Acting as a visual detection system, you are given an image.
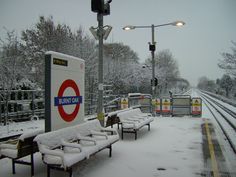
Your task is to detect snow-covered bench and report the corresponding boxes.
[34,119,119,177]
[117,108,154,140]
[0,129,44,176]
[106,108,132,128]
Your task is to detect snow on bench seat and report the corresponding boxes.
[0,129,44,176]
[117,108,154,140]
[34,119,119,177]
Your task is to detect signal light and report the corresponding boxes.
[91,0,111,15]
[151,78,158,86]
[91,0,104,13]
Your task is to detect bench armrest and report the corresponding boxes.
[61,140,83,152]
[101,127,117,133]
[90,130,108,139]
[38,145,68,169]
[76,134,97,145]
[39,145,64,158]
[126,118,141,122]
[121,120,136,125]
[131,116,146,120]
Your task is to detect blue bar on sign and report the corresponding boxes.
[54,96,83,106]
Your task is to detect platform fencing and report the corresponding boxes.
[1,89,201,126]
[152,95,202,117]
[0,90,45,124]
[172,95,191,116]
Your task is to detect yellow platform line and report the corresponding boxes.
[205,119,220,177]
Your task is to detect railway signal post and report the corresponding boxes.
[91,0,112,126]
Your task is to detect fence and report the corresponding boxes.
[0,89,121,124]
[171,95,191,116]
[0,90,45,124]
[128,93,152,113]
[1,89,154,125]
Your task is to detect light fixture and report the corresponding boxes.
[122,25,136,30]
[122,20,185,99]
[172,21,185,27]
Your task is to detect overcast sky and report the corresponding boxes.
[0,0,236,86]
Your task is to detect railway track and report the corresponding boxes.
[200,92,236,154]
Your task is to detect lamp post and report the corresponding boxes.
[123,21,185,98]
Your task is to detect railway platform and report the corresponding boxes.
[0,115,235,177]
[201,118,235,177]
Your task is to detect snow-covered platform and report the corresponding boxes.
[0,117,207,177]
[0,120,44,141]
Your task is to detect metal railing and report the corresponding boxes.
[1,89,153,125]
[0,90,44,124]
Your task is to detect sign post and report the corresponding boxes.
[152,98,161,115]
[45,51,85,131]
[121,98,129,109]
[161,98,171,115]
[191,97,202,116]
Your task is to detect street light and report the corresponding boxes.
[172,21,185,27]
[122,21,185,31]
[122,26,135,30]
[122,20,185,99]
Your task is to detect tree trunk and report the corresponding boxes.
[226,88,229,97]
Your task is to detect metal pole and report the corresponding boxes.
[97,13,104,126]
[151,24,155,98]
[0,93,2,125]
[31,91,35,116]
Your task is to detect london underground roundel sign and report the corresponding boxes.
[54,79,82,122]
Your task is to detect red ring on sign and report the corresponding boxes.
[58,79,80,122]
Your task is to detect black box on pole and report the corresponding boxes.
[91,0,104,13]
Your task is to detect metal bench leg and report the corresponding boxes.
[47,165,50,177]
[31,153,34,176]
[109,145,112,157]
[12,159,16,174]
[121,127,124,140]
[148,124,150,131]
[69,168,73,177]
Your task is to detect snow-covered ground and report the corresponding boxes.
[0,117,204,177]
[0,119,44,139]
[4,89,235,177]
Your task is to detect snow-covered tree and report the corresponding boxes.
[20,16,75,86]
[145,49,180,95]
[0,30,28,124]
[172,78,190,93]
[20,16,98,88]
[103,43,140,94]
[218,41,236,77]
[197,76,216,92]
[0,30,26,90]
[219,74,233,97]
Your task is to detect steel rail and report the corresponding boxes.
[200,93,236,154]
